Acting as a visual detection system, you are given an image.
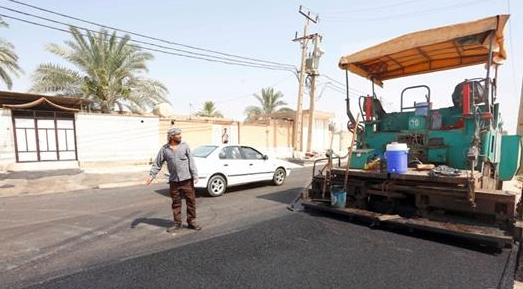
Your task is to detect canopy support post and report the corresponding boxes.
[371,79,376,98]
[346,70,356,126]
[485,32,494,116]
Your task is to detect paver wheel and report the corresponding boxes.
[207,175,226,197]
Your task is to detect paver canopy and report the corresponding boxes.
[338,15,509,87]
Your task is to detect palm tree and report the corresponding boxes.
[0,17,22,90]
[196,101,223,118]
[244,87,290,121]
[30,27,168,113]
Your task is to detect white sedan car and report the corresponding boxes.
[191,144,292,197]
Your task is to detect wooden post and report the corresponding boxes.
[344,114,361,191]
[329,130,335,150]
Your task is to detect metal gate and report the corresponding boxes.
[12,110,77,162]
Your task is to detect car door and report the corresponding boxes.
[217,146,249,185]
[240,146,273,182]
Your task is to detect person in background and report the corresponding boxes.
[222,127,229,144]
[146,127,201,233]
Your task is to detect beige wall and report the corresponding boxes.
[239,120,293,157]
[160,119,214,148]
[161,116,345,158]
[240,120,293,147]
[161,117,294,158]
[76,113,159,163]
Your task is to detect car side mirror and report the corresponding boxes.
[263,155,268,160]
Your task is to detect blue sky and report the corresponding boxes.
[1,0,522,132]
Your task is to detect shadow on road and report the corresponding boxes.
[256,187,302,204]
[301,209,504,255]
[130,217,173,229]
[154,188,204,198]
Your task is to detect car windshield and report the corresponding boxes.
[192,145,218,158]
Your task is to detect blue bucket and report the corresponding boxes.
[331,186,347,208]
[385,142,409,174]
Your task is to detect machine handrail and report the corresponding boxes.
[312,154,346,178]
[400,85,431,112]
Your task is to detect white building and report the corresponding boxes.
[0,91,159,172]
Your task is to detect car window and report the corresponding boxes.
[219,146,243,160]
[241,147,263,160]
[192,145,217,158]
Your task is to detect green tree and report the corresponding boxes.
[30,27,168,113]
[0,17,22,89]
[196,101,224,118]
[244,87,290,121]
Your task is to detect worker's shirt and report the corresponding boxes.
[149,141,198,183]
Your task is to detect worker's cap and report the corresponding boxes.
[167,127,182,139]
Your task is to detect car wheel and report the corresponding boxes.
[272,168,286,186]
[207,175,226,197]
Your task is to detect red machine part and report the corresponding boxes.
[462,82,471,115]
[365,96,373,121]
[481,112,493,120]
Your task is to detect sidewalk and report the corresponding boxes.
[0,160,304,197]
[0,165,169,197]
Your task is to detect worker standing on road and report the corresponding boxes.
[146,127,202,233]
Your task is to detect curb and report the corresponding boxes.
[96,178,169,189]
[0,179,170,197]
[96,181,145,189]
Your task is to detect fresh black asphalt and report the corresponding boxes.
[24,210,516,289]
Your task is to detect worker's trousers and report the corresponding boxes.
[169,179,197,225]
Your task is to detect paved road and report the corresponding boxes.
[23,212,517,289]
[0,167,309,288]
[0,167,517,288]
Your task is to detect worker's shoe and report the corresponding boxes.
[166,223,183,233]
[187,222,202,231]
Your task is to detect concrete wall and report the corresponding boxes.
[159,118,294,159]
[0,109,15,171]
[1,110,345,172]
[76,113,159,164]
[240,120,293,158]
[159,118,239,148]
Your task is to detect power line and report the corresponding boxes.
[322,0,494,22]
[0,6,295,72]
[6,0,295,69]
[317,81,358,99]
[321,0,423,15]
[0,13,296,73]
[321,74,367,95]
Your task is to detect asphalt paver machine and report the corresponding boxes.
[300,15,523,247]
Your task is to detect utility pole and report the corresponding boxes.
[306,33,323,152]
[293,5,318,155]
